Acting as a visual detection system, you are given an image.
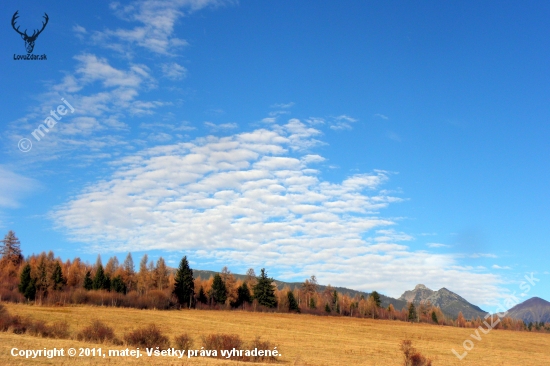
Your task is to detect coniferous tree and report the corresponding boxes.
[370,291,381,307]
[287,290,300,313]
[18,263,35,300]
[431,310,439,324]
[309,297,316,309]
[93,265,106,290]
[197,286,208,304]
[83,271,93,290]
[103,274,111,291]
[123,252,135,291]
[153,257,169,290]
[236,282,252,308]
[0,230,23,266]
[173,256,194,308]
[253,268,277,308]
[408,303,417,322]
[24,278,36,301]
[211,273,227,305]
[51,261,66,290]
[35,257,49,296]
[325,303,331,313]
[111,275,126,294]
[332,290,339,313]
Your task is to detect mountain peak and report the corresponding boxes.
[415,284,430,290]
[507,297,550,323]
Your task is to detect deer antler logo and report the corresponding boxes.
[11,11,49,54]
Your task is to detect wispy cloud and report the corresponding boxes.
[160,62,188,80]
[427,242,451,248]
[329,115,358,131]
[374,113,389,120]
[92,0,234,55]
[492,264,512,270]
[0,166,38,208]
[204,122,238,131]
[270,102,295,109]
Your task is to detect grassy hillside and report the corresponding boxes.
[2,303,550,365]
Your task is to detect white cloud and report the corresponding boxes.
[51,119,504,305]
[204,122,238,131]
[374,113,389,120]
[161,62,188,80]
[270,102,294,109]
[329,115,358,131]
[94,0,234,55]
[427,242,451,248]
[492,265,512,270]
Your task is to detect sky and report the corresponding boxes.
[1,0,549,310]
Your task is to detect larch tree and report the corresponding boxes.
[0,230,23,267]
[173,256,194,308]
[122,252,135,292]
[153,257,169,290]
[105,256,119,277]
[137,254,149,294]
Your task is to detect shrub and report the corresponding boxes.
[26,320,70,339]
[174,333,194,351]
[400,340,432,366]
[201,333,243,357]
[124,324,170,349]
[244,336,279,363]
[77,320,118,344]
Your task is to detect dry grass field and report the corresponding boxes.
[1,303,550,366]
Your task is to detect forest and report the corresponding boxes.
[1,230,547,333]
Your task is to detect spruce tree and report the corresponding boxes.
[370,291,381,307]
[197,286,208,304]
[211,273,227,305]
[325,303,331,313]
[93,265,106,290]
[309,297,316,309]
[431,310,438,324]
[83,271,93,290]
[103,274,111,291]
[24,278,36,301]
[287,290,300,313]
[253,268,277,308]
[18,263,35,300]
[51,261,66,290]
[173,256,194,308]
[233,282,251,308]
[111,275,126,294]
[408,303,417,322]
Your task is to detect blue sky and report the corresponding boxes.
[1,0,549,309]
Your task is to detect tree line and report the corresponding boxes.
[1,231,548,333]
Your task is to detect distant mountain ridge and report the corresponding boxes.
[506,297,550,324]
[183,268,549,321]
[191,269,408,310]
[398,284,488,320]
